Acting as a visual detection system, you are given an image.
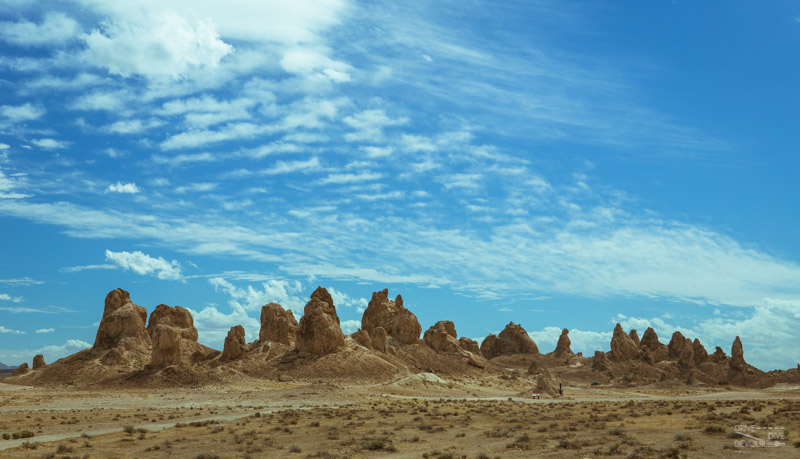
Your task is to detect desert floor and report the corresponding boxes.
[1,375,798,458]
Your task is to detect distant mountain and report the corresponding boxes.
[0,362,17,370]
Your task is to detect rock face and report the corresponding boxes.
[692,339,708,365]
[371,326,387,353]
[459,337,482,356]
[678,341,695,369]
[639,327,668,362]
[710,346,727,363]
[151,325,181,367]
[351,329,372,350]
[12,362,29,376]
[296,287,345,355]
[668,332,687,358]
[423,321,460,353]
[147,304,198,342]
[730,336,746,372]
[481,322,539,359]
[259,303,298,346]
[222,325,248,361]
[553,328,573,357]
[629,329,640,348]
[32,354,45,370]
[94,288,151,353]
[592,350,609,372]
[361,289,421,345]
[534,369,562,397]
[609,323,639,361]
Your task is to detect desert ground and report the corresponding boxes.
[2,375,799,458]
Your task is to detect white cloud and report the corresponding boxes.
[327,287,368,311]
[0,167,30,199]
[0,143,9,150]
[0,325,25,334]
[160,122,269,150]
[340,319,361,334]
[35,328,54,334]
[83,11,233,79]
[152,152,217,167]
[60,264,117,273]
[187,304,260,351]
[0,103,45,122]
[0,293,23,303]
[72,90,128,111]
[105,182,140,193]
[31,138,69,149]
[0,12,80,46]
[0,339,91,367]
[103,118,163,134]
[209,277,306,314]
[0,277,43,286]
[174,182,216,194]
[343,109,408,142]
[260,157,321,175]
[317,171,382,185]
[105,249,182,280]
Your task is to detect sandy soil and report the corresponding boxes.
[1,375,799,458]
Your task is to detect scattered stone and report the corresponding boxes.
[609,323,638,361]
[191,349,220,363]
[12,362,29,376]
[32,354,45,370]
[259,302,298,346]
[151,325,181,368]
[147,304,198,342]
[553,328,573,357]
[296,287,345,355]
[94,288,151,352]
[361,289,421,345]
[278,374,293,382]
[423,321,460,353]
[222,325,248,361]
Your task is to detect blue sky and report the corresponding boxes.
[1,0,798,370]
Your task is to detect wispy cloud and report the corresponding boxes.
[104,249,183,281]
[105,182,140,193]
[0,325,25,334]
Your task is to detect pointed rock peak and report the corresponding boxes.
[554,328,573,357]
[613,323,624,335]
[641,327,662,349]
[629,329,640,346]
[361,288,421,345]
[310,286,334,306]
[103,288,131,316]
[259,302,298,345]
[395,294,403,308]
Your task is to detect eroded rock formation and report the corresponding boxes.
[296,287,345,355]
[147,304,198,342]
[259,303,298,345]
[361,289,421,345]
[12,362,29,376]
[609,323,638,361]
[151,325,181,367]
[94,288,151,352]
[481,322,539,359]
[222,325,248,361]
[730,336,746,372]
[423,321,460,353]
[32,354,45,370]
[553,328,573,357]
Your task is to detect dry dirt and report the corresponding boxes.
[2,375,799,458]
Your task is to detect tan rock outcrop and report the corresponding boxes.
[678,341,695,369]
[553,328,573,357]
[710,346,727,363]
[480,334,498,356]
[296,287,345,355]
[668,331,687,358]
[692,338,708,365]
[729,336,746,372]
[221,325,248,361]
[94,288,151,353]
[259,302,298,345]
[147,304,198,342]
[592,350,610,372]
[482,322,539,359]
[351,329,372,349]
[361,289,421,345]
[371,326,387,353]
[629,329,640,347]
[32,354,45,370]
[459,337,481,356]
[151,325,182,367]
[12,362,29,376]
[609,323,638,361]
[640,327,668,362]
[423,321,460,353]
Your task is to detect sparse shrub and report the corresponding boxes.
[1,433,9,440]
[703,425,725,434]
